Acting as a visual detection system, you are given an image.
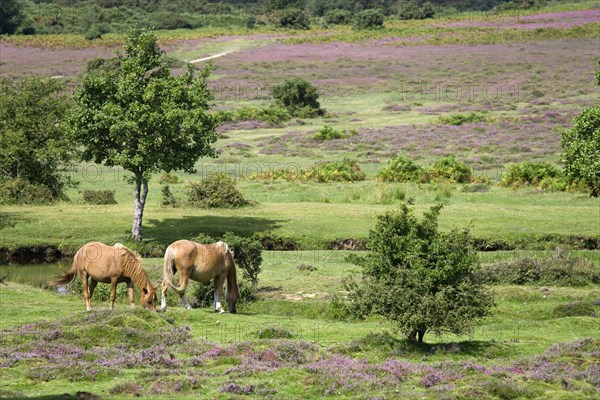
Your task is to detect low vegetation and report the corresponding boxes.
[187,174,250,208]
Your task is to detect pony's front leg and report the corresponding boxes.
[109,278,118,310]
[127,280,135,309]
[81,271,92,312]
[214,276,226,313]
[160,279,169,311]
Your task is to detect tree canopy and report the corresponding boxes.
[0,77,75,203]
[69,29,219,240]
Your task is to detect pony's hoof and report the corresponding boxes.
[217,309,225,314]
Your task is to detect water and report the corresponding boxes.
[0,262,69,288]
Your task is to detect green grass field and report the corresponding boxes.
[1,1,600,398]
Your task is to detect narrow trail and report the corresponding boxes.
[189,50,236,63]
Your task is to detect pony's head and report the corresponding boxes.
[140,284,159,312]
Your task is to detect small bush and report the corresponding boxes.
[256,326,294,339]
[325,9,352,25]
[86,57,120,73]
[296,264,317,272]
[272,78,322,116]
[480,248,600,286]
[313,125,356,141]
[187,174,249,208]
[377,154,422,182]
[278,8,310,30]
[161,185,178,207]
[421,155,472,183]
[82,189,117,205]
[159,173,180,184]
[398,0,436,20]
[500,162,562,188]
[353,9,384,30]
[438,112,489,125]
[307,159,366,182]
[0,178,55,205]
[252,232,300,250]
[246,15,256,29]
[84,27,102,41]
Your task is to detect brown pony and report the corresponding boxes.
[51,242,157,311]
[161,240,239,313]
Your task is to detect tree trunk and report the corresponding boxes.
[408,329,426,343]
[417,329,425,343]
[408,330,417,342]
[131,176,148,242]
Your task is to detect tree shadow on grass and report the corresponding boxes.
[0,211,24,230]
[143,215,285,246]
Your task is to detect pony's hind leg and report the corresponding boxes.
[214,275,226,313]
[109,277,118,310]
[176,274,191,310]
[160,279,169,311]
[81,271,92,312]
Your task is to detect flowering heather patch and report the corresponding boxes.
[436,10,600,30]
[257,110,575,167]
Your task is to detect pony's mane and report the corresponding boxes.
[117,246,149,289]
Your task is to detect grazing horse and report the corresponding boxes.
[161,240,239,313]
[51,242,157,311]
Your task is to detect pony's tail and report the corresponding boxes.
[50,255,78,287]
[163,245,186,295]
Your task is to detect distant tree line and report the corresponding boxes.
[1,0,547,35]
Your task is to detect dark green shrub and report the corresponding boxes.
[84,27,103,41]
[187,174,249,208]
[353,9,384,30]
[561,104,600,197]
[82,189,117,205]
[377,154,422,182]
[307,159,366,182]
[422,155,472,183]
[221,232,263,286]
[296,263,317,272]
[398,0,436,20]
[500,161,562,188]
[0,179,55,205]
[438,112,489,125]
[480,248,600,286]
[324,9,352,25]
[344,204,495,343]
[234,106,291,124]
[252,232,300,250]
[272,78,322,116]
[278,8,310,30]
[246,15,257,29]
[161,185,178,207]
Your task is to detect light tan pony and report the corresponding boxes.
[51,242,158,311]
[161,240,239,313]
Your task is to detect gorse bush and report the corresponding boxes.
[248,159,366,183]
[438,112,489,126]
[216,106,291,125]
[158,173,180,184]
[82,189,117,205]
[500,161,562,188]
[313,125,357,141]
[353,9,384,30]
[480,247,600,287]
[377,154,422,182]
[343,204,495,343]
[187,174,249,208]
[422,155,472,183]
